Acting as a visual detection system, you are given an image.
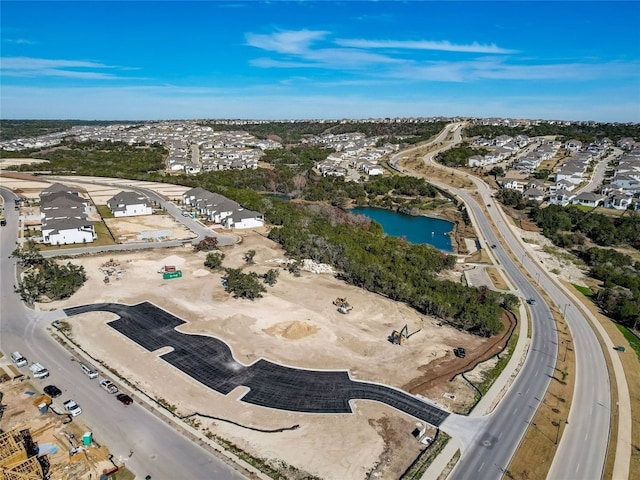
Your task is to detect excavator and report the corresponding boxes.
[333,297,353,314]
[388,324,421,345]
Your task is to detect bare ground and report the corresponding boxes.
[42,230,507,479]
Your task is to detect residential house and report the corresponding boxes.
[182,187,263,229]
[501,178,526,192]
[570,192,604,207]
[41,217,96,245]
[40,192,89,220]
[522,187,544,202]
[605,194,633,211]
[565,140,583,152]
[107,191,153,217]
[40,182,81,198]
[548,189,575,206]
[222,209,264,229]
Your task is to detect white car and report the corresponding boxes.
[63,399,82,416]
[100,379,119,394]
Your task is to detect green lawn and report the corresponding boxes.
[572,283,594,298]
[616,324,640,361]
[96,204,114,218]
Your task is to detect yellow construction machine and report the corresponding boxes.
[388,324,421,345]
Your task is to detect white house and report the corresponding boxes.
[502,178,526,192]
[107,191,153,217]
[522,187,544,202]
[361,162,384,176]
[548,189,575,206]
[42,217,96,245]
[605,194,633,210]
[565,140,583,152]
[570,192,604,207]
[222,209,264,229]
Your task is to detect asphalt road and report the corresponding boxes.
[0,187,245,480]
[390,125,610,479]
[64,301,450,426]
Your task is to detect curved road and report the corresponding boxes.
[0,186,245,480]
[393,124,614,479]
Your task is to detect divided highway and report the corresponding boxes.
[393,124,612,479]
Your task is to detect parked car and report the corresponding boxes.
[79,362,98,379]
[10,351,28,367]
[116,393,133,405]
[29,362,49,379]
[100,379,119,394]
[44,385,62,398]
[63,399,82,416]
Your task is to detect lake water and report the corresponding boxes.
[350,206,454,252]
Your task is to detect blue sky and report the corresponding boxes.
[1,1,639,122]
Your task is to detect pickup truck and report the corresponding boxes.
[29,362,49,379]
[100,379,119,394]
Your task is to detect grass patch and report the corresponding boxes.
[572,283,594,298]
[616,324,640,362]
[477,333,519,395]
[401,431,451,480]
[112,467,136,480]
[96,204,114,218]
[486,267,509,290]
[465,248,492,264]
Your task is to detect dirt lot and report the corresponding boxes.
[0,172,511,478]
[40,229,503,479]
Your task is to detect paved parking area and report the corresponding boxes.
[64,302,449,426]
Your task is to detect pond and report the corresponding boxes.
[350,206,454,252]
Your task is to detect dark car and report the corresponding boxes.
[44,385,62,398]
[491,244,497,249]
[116,393,133,405]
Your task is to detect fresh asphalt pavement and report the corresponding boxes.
[64,301,450,426]
[0,187,245,480]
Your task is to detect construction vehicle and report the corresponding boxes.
[333,297,353,314]
[388,324,421,345]
[453,347,466,358]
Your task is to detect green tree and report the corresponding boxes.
[204,252,225,270]
[222,268,266,300]
[244,249,256,264]
[263,269,279,286]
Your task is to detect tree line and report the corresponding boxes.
[266,201,516,336]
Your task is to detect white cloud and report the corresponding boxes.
[335,39,517,54]
[0,57,135,80]
[245,29,328,54]
[387,57,640,82]
[4,38,36,45]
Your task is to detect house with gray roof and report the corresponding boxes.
[41,217,96,245]
[571,192,604,207]
[107,191,153,217]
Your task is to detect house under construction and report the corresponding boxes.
[0,428,49,480]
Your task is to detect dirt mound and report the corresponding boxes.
[263,321,319,340]
[160,254,186,266]
[192,269,210,277]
